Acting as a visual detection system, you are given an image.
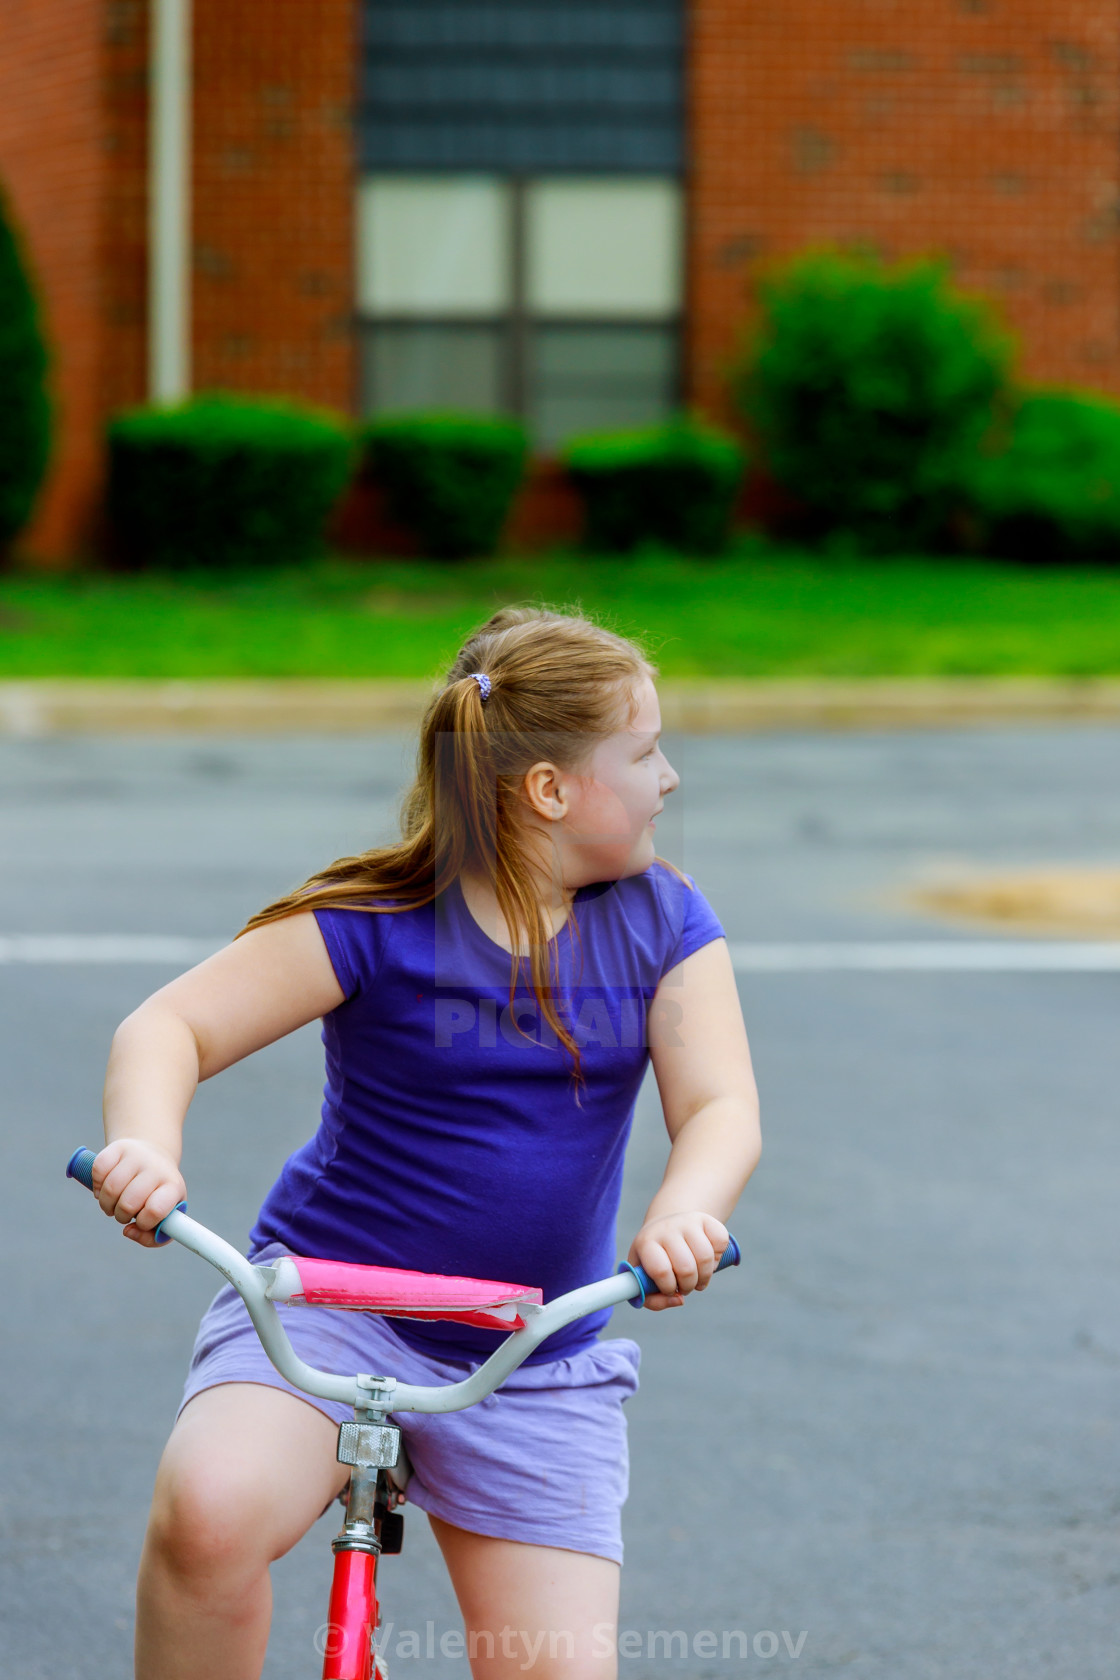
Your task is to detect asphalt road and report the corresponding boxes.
[2,726,1119,1679]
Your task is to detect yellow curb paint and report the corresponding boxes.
[2,678,1120,737]
[904,867,1120,939]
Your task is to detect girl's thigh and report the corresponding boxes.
[430,1514,620,1680]
[151,1383,347,1567]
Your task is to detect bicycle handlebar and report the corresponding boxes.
[67,1145,741,1416]
[617,1236,740,1305]
[67,1146,187,1244]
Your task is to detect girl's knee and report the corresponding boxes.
[145,1455,265,1587]
[145,1384,342,1585]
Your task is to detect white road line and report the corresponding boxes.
[1,935,1119,972]
[726,941,1120,972]
[0,936,220,964]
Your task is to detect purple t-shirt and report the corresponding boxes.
[250,864,725,1363]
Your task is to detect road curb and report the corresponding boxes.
[2,677,1120,736]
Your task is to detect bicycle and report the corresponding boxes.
[66,1146,741,1680]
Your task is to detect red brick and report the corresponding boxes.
[0,0,108,560]
[687,0,1120,422]
[191,0,356,409]
[0,0,355,563]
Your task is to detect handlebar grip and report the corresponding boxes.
[618,1233,741,1308]
[65,1145,187,1246]
[66,1147,97,1190]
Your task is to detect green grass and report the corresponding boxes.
[2,539,1120,679]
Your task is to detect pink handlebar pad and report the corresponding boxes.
[267,1255,544,1332]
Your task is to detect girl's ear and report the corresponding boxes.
[521,760,567,823]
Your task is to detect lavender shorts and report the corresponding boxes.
[179,1243,641,1565]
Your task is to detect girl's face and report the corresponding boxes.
[556,675,680,885]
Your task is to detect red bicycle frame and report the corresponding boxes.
[323,1549,379,1680]
[319,1423,405,1680]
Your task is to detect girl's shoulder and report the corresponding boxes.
[587,863,725,979]
[605,859,707,913]
[311,895,419,1001]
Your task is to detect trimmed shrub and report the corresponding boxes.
[563,418,746,554]
[108,393,355,570]
[732,250,1014,550]
[362,413,529,559]
[0,183,51,550]
[964,391,1120,565]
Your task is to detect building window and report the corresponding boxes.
[357,174,682,451]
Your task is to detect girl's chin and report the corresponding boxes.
[565,831,657,882]
[624,834,659,871]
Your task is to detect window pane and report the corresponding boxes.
[357,175,512,315]
[529,324,678,452]
[525,179,682,318]
[359,2,685,175]
[361,324,508,415]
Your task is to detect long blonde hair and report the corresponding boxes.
[240,605,685,1091]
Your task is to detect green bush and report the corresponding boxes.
[963,391,1120,565]
[563,418,746,554]
[0,183,51,550]
[732,250,1014,550]
[108,393,355,570]
[362,413,528,559]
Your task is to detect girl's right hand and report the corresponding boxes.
[92,1139,186,1248]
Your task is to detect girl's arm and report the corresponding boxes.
[96,912,345,1248]
[635,936,761,1310]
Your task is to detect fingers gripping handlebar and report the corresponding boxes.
[616,1236,741,1306]
[66,1147,188,1245]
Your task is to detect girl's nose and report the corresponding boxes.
[662,758,680,794]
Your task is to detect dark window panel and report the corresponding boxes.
[361,324,509,416]
[364,4,681,53]
[360,0,684,175]
[358,321,681,453]
[529,324,679,453]
[363,126,681,175]
[362,66,680,113]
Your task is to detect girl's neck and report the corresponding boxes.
[458,863,575,954]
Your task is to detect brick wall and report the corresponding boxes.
[191,0,357,410]
[0,0,108,560]
[687,0,1120,422]
[0,0,357,563]
[100,0,149,422]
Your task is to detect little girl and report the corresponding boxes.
[92,606,761,1680]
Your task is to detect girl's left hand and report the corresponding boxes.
[627,1212,730,1311]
